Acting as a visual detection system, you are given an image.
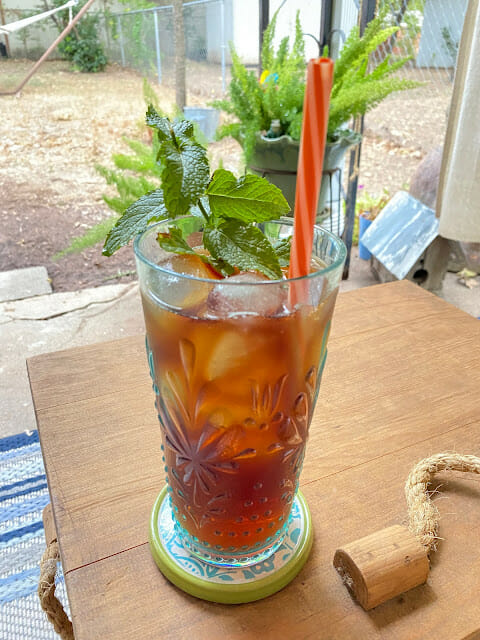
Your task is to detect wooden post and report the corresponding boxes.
[333,525,430,610]
[0,0,11,57]
[173,0,186,111]
[258,0,269,73]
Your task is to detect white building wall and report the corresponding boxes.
[2,0,60,58]
[230,0,258,64]
[1,0,114,59]
[269,0,321,62]
[416,0,468,68]
[206,0,357,68]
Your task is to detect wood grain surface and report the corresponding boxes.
[27,281,480,639]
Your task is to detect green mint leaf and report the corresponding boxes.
[156,226,196,255]
[161,140,210,217]
[103,188,168,256]
[145,105,172,142]
[156,226,234,277]
[190,196,212,219]
[203,220,282,280]
[173,119,195,141]
[206,169,290,223]
[209,256,235,277]
[273,237,291,268]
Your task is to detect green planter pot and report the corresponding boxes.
[248,131,361,221]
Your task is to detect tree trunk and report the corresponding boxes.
[173,0,186,110]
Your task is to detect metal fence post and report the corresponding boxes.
[117,15,125,67]
[342,0,376,279]
[220,0,226,92]
[153,9,162,84]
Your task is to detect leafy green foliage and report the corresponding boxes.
[53,216,118,260]
[156,226,200,256]
[103,188,168,255]
[153,114,210,216]
[214,7,422,153]
[356,188,390,220]
[204,221,283,280]
[273,237,292,268]
[206,170,290,223]
[327,12,421,139]
[54,82,164,260]
[54,2,107,73]
[212,9,305,162]
[104,108,290,279]
[156,227,231,278]
[57,77,289,279]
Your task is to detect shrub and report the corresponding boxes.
[54,2,107,73]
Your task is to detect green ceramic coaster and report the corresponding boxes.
[149,486,313,604]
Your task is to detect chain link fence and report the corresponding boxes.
[99,0,229,103]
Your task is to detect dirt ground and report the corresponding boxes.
[0,59,452,292]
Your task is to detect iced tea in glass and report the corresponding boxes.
[135,217,345,566]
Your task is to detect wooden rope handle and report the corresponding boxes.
[405,452,480,551]
[38,539,74,640]
[334,452,480,610]
[39,505,75,640]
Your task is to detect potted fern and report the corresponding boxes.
[214,9,419,219]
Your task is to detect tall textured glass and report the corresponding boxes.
[135,217,346,567]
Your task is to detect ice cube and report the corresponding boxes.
[205,330,254,380]
[160,253,218,279]
[153,254,218,312]
[206,272,288,318]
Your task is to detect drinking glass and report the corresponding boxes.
[135,217,346,567]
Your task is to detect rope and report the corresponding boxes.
[38,540,75,640]
[405,452,480,552]
[0,0,77,36]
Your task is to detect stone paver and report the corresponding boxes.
[0,266,52,302]
[0,282,144,438]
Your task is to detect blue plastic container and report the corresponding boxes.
[183,107,219,142]
[358,215,373,260]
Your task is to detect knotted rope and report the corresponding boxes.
[38,540,74,640]
[405,452,480,552]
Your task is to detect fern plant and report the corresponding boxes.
[54,79,207,259]
[54,80,164,259]
[212,9,305,162]
[327,12,420,138]
[214,9,420,162]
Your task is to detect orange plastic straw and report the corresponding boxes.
[288,58,334,285]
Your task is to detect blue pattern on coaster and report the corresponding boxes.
[157,495,304,583]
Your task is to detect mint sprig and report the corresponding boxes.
[204,220,283,280]
[103,188,167,256]
[273,237,292,268]
[157,226,235,277]
[103,107,291,279]
[206,169,291,223]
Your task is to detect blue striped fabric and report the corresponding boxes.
[0,430,70,639]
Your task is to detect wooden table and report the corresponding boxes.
[28,281,480,640]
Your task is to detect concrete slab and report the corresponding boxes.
[0,282,144,438]
[439,271,480,318]
[0,266,52,302]
[344,248,480,317]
